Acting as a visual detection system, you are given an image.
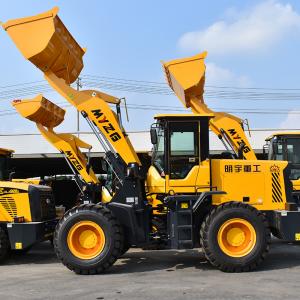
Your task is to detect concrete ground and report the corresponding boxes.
[0,240,300,300]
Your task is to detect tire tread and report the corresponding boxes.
[54,204,123,274]
[200,201,270,272]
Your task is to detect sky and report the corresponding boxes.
[0,0,300,134]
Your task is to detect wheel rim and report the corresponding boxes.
[217,218,256,258]
[67,221,105,260]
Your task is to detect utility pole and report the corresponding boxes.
[76,77,82,137]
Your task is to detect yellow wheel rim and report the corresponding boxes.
[67,221,106,260]
[217,218,256,258]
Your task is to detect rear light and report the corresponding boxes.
[14,216,25,223]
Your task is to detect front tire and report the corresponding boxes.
[0,227,10,263]
[200,202,270,272]
[54,204,123,275]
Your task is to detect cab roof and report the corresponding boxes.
[265,132,300,141]
[154,113,214,119]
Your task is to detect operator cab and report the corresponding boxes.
[265,133,300,181]
[150,114,212,184]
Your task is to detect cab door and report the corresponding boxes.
[166,121,200,193]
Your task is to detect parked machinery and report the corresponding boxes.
[0,147,57,262]
[3,7,300,274]
[12,95,106,204]
[265,133,300,202]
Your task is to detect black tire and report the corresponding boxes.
[200,202,270,272]
[0,227,10,263]
[54,204,124,275]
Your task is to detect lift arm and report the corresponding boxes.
[162,52,257,160]
[3,7,141,177]
[12,95,99,185]
[44,71,141,169]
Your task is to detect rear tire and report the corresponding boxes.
[0,227,10,263]
[54,204,124,274]
[200,202,270,272]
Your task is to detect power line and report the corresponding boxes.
[82,81,300,100]
[0,75,299,119]
[2,75,300,92]
[1,75,300,100]
[82,74,168,85]
[82,77,300,100]
[0,80,45,90]
[4,101,300,118]
[82,74,300,91]
[0,82,299,102]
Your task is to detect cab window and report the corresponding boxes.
[169,122,199,179]
[275,143,283,161]
[286,138,300,180]
[286,138,300,164]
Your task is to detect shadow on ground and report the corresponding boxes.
[3,239,300,274]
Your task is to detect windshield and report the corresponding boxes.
[286,138,300,164]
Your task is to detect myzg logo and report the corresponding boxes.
[227,128,251,154]
[65,151,83,171]
[91,109,121,142]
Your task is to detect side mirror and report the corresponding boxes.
[150,128,157,145]
[9,171,16,181]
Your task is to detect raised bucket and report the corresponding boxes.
[13,95,65,128]
[162,52,207,108]
[2,7,85,84]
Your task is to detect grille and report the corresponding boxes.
[272,172,283,203]
[0,196,17,218]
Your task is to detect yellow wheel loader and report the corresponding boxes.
[3,7,300,274]
[0,147,57,262]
